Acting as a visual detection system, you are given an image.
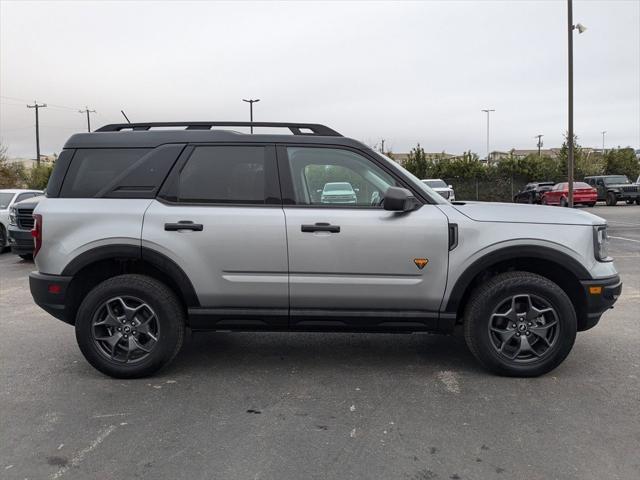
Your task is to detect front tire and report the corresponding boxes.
[75,274,185,378]
[606,192,617,206]
[464,272,577,377]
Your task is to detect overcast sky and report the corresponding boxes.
[1,0,638,158]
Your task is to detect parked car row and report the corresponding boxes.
[0,189,43,259]
[514,175,640,207]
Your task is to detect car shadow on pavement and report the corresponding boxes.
[165,331,484,376]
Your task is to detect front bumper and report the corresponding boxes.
[8,225,34,255]
[29,272,73,324]
[579,275,622,331]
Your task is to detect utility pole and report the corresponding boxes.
[567,0,587,208]
[242,99,260,133]
[535,134,544,157]
[601,130,606,157]
[481,109,495,163]
[79,106,96,132]
[26,101,47,166]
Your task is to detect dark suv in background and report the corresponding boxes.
[584,175,640,206]
[513,182,555,204]
[8,195,43,259]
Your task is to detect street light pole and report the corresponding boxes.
[567,0,586,208]
[481,109,495,162]
[535,134,544,157]
[601,130,607,157]
[242,99,260,133]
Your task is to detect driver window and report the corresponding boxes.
[286,147,398,206]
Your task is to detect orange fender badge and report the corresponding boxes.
[414,258,429,270]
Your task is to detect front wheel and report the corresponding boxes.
[606,192,617,206]
[464,271,577,377]
[75,274,185,378]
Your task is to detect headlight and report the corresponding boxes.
[9,208,16,226]
[593,225,612,262]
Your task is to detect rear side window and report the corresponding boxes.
[177,146,268,204]
[61,149,150,198]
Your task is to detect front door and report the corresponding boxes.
[279,145,450,330]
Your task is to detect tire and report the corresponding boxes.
[463,271,577,377]
[19,254,33,260]
[606,192,617,206]
[626,200,634,205]
[560,197,568,207]
[75,274,185,378]
[0,225,7,252]
[587,202,596,207]
[636,198,640,205]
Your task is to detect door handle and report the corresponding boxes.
[301,222,340,233]
[164,221,203,231]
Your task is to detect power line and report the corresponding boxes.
[79,106,97,132]
[26,101,47,166]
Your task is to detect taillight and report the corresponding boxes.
[32,213,42,257]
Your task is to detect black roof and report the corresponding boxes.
[64,122,367,150]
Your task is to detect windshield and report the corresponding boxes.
[376,153,448,204]
[323,182,353,192]
[0,192,15,210]
[423,179,447,188]
[604,175,630,185]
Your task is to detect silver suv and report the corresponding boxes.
[29,122,621,378]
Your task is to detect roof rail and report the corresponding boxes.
[95,122,342,136]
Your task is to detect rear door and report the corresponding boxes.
[278,145,450,331]
[142,144,288,328]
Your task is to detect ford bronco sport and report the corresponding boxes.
[29,122,621,378]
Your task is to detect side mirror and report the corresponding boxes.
[448,185,453,189]
[354,188,360,193]
[316,189,323,193]
[383,187,417,212]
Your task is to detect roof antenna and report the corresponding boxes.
[120,110,131,124]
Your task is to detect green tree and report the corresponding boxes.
[0,144,28,188]
[604,148,639,179]
[28,163,54,190]
[403,143,429,179]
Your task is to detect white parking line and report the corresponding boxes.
[609,236,640,244]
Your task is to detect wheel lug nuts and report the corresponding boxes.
[528,322,532,326]
[526,332,530,336]
[124,334,128,338]
[133,330,137,334]
[516,332,521,336]
[512,324,517,328]
[117,327,121,331]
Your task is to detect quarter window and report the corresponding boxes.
[178,146,267,204]
[286,147,399,207]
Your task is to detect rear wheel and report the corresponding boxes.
[19,254,33,260]
[626,199,634,205]
[464,271,577,377]
[75,274,185,378]
[0,225,7,252]
[606,192,617,206]
[560,197,568,207]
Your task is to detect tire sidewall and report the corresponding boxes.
[75,275,184,378]
[466,275,577,377]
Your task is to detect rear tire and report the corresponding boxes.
[606,192,617,206]
[560,197,568,207]
[463,271,577,377]
[75,274,185,378]
[19,254,33,260]
[0,225,7,252]
[626,199,634,205]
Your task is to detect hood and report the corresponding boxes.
[12,195,44,209]
[452,202,605,226]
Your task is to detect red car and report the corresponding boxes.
[542,182,597,207]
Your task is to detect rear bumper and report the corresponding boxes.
[29,272,73,325]
[7,226,33,255]
[579,275,622,331]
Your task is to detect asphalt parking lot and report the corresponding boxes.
[1,204,638,480]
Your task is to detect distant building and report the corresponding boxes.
[6,154,57,169]
[388,152,457,166]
